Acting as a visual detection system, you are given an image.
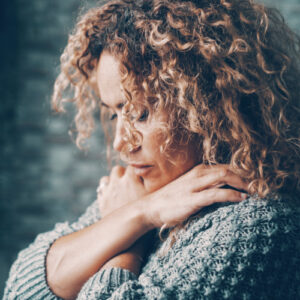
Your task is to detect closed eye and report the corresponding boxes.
[110,113,117,121]
[138,109,149,122]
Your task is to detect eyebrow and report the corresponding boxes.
[100,101,109,108]
[100,100,125,110]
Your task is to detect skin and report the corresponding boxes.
[46,52,248,300]
[97,52,198,193]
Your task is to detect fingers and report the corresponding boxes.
[97,176,110,195]
[103,165,143,190]
[111,165,126,177]
[100,176,109,187]
[101,176,109,184]
[188,164,249,193]
[192,187,247,208]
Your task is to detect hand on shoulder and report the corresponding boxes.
[97,164,249,230]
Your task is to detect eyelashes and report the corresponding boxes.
[110,113,117,121]
[137,109,149,122]
[109,109,149,122]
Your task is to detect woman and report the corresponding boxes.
[4,0,300,299]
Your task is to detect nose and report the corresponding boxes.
[113,117,142,154]
[113,117,126,152]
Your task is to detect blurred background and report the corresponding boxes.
[0,0,299,296]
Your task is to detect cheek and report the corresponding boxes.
[159,146,197,178]
[141,126,196,180]
[142,128,164,155]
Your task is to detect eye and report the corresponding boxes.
[110,113,117,121]
[138,109,149,122]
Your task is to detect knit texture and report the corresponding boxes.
[4,194,300,299]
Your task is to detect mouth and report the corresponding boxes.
[130,164,154,177]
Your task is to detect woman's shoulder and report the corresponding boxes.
[143,193,299,299]
[189,193,299,234]
[170,193,299,256]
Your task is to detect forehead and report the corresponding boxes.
[96,52,124,106]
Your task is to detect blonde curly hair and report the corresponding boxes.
[52,0,300,197]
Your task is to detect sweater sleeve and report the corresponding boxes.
[3,200,100,300]
[76,197,300,300]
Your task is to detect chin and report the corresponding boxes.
[143,177,169,193]
[144,180,159,193]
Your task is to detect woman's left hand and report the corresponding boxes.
[140,164,249,229]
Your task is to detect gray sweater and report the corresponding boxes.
[4,194,300,299]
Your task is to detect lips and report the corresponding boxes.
[129,163,153,177]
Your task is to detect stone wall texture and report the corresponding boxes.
[0,0,299,296]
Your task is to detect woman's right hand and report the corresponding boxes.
[141,164,249,229]
[97,165,148,217]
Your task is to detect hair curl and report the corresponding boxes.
[52,0,300,197]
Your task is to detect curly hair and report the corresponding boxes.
[52,0,300,197]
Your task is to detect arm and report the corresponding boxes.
[47,164,247,300]
[3,200,100,300]
[4,164,247,300]
[100,231,153,276]
[77,196,299,300]
[46,200,150,299]
[84,165,248,284]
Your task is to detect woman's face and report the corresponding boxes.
[96,52,197,192]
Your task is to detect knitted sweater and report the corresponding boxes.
[4,194,300,300]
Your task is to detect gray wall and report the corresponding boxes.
[0,0,299,296]
[0,0,109,295]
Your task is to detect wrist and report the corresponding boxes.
[134,195,157,231]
